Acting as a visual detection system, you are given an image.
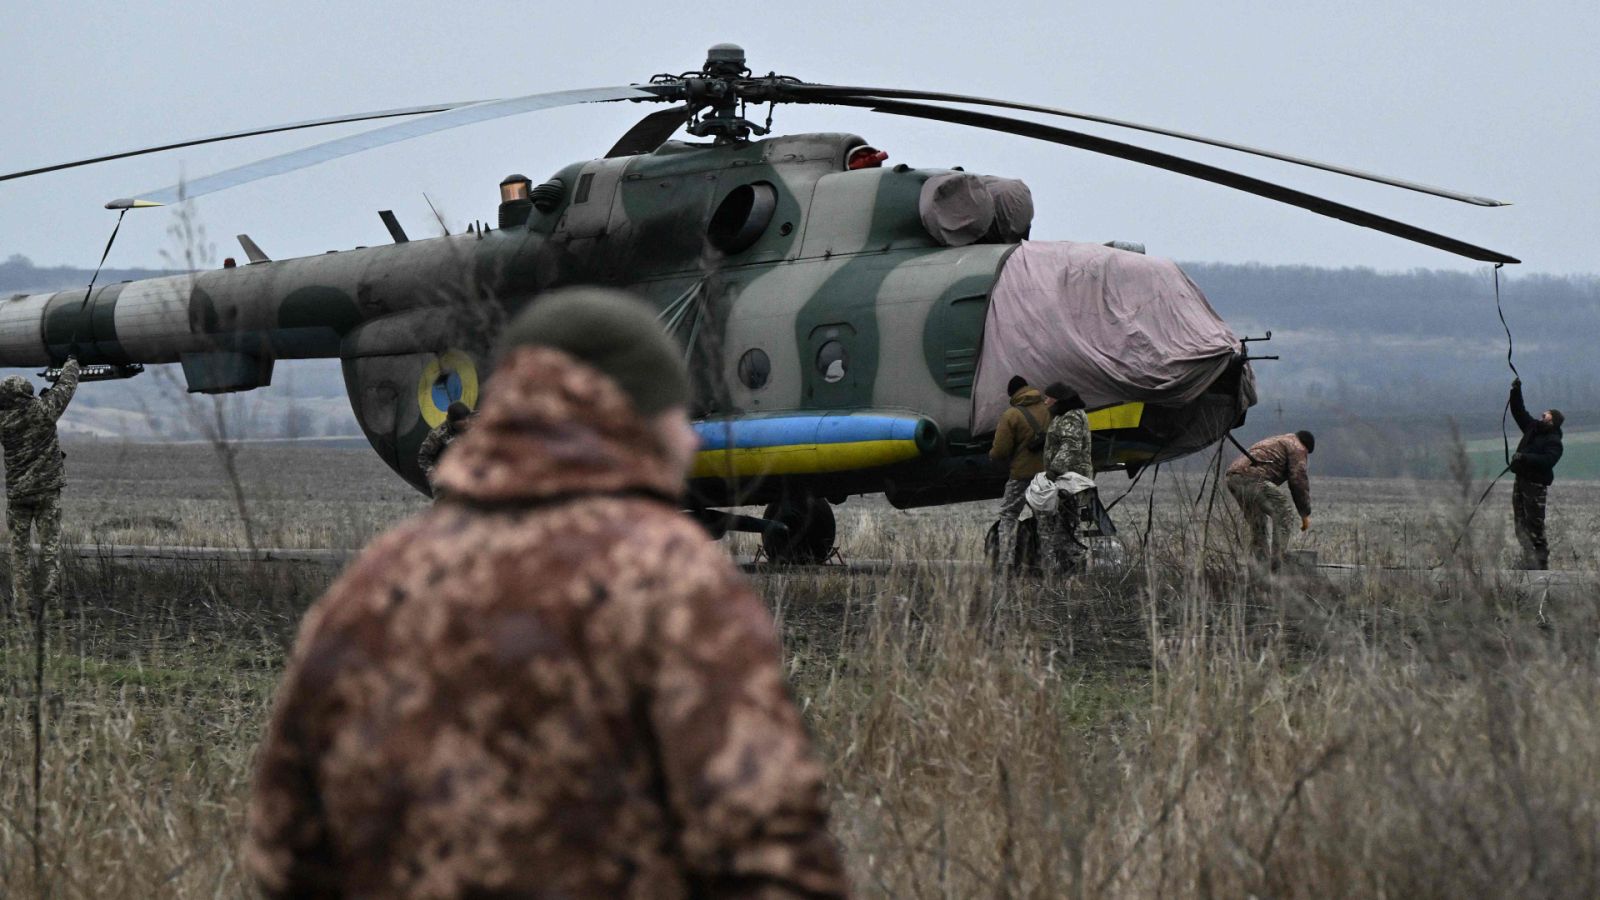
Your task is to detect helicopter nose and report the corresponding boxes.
[972,240,1245,433]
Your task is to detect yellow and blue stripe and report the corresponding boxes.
[1087,401,1144,431]
[692,413,939,479]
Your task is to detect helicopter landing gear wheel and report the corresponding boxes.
[761,496,836,564]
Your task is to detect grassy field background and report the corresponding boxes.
[2,441,1598,896]
[1465,429,1600,480]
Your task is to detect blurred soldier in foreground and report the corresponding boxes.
[416,399,472,492]
[1040,382,1092,574]
[245,289,846,899]
[1226,430,1314,567]
[989,375,1048,566]
[1508,378,1564,570]
[0,357,79,616]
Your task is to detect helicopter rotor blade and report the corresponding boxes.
[779,84,1511,208]
[818,95,1517,264]
[606,106,693,158]
[0,101,490,184]
[121,86,664,206]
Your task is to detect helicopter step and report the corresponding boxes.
[39,362,143,383]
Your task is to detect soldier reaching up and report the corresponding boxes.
[246,289,846,899]
[1508,378,1564,570]
[0,357,79,617]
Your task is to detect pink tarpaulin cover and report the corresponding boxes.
[972,241,1247,433]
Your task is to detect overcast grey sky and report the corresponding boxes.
[4,0,1595,276]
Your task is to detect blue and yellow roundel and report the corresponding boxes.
[417,349,480,428]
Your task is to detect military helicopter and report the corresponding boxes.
[0,44,1516,561]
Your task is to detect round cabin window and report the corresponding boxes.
[738,348,771,390]
[707,182,778,254]
[815,340,847,384]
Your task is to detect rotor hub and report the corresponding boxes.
[649,43,791,143]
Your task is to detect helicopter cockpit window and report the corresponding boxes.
[815,341,847,384]
[738,348,771,390]
[707,182,778,254]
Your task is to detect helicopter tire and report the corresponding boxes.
[761,496,837,564]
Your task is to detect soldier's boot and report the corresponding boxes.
[995,518,1020,573]
[1036,515,1062,575]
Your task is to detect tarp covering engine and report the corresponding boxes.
[919,173,1034,246]
[971,241,1255,433]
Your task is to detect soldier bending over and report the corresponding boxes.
[246,290,846,899]
[1226,430,1314,567]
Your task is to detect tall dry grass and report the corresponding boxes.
[2,459,1599,897]
[784,555,1600,897]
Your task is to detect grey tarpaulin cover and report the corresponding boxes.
[919,173,994,246]
[920,173,1036,246]
[979,176,1033,242]
[972,241,1249,433]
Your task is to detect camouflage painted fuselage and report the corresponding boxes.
[0,132,1249,503]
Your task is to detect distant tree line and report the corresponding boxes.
[1,254,178,294]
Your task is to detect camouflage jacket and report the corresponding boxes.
[988,387,1048,480]
[0,360,79,501]
[1044,407,1093,480]
[1226,433,1312,516]
[415,420,459,484]
[245,347,846,900]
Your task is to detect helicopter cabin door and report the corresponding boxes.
[804,322,860,409]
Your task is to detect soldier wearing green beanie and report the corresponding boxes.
[247,287,847,898]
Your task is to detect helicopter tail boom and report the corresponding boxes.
[0,229,547,392]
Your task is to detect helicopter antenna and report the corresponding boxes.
[423,193,451,236]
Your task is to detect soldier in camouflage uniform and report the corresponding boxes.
[246,289,846,900]
[416,400,472,493]
[0,357,80,615]
[1040,382,1093,575]
[1225,431,1314,567]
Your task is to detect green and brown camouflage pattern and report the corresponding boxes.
[0,132,1251,503]
[246,346,845,897]
[0,357,78,500]
[8,490,64,613]
[1044,407,1093,481]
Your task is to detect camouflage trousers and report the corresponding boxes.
[8,491,63,615]
[994,477,1031,567]
[1037,490,1084,575]
[1226,473,1294,564]
[1512,478,1549,570]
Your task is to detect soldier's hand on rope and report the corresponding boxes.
[1301,515,1311,532]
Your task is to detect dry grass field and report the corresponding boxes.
[2,440,1599,897]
